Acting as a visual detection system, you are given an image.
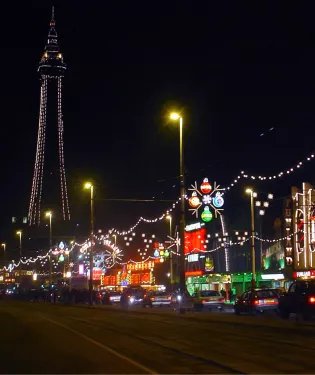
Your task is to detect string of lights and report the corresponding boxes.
[57,76,70,220]
[223,152,315,191]
[107,197,182,236]
[28,76,48,225]
[2,230,299,274]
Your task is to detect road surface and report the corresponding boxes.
[0,301,314,373]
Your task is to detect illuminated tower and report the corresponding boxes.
[28,7,70,225]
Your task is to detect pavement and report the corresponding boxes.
[1,301,315,374]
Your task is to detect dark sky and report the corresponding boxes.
[2,1,315,244]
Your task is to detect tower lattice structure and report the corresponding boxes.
[28,7,70,225]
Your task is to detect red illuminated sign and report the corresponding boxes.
[184,228,207,255]
[293,270,315,278]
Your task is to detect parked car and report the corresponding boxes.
[271,287,286,297]
[192,290,225,311]
[234,288,279,315]
[142,291,172,307]
[279,279,315,320]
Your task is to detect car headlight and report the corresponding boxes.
[130,297,135,303]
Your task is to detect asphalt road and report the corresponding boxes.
[1,301,315,374]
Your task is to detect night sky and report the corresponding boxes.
[2,2,315,246]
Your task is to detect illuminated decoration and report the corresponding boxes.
[200,178,212,194]
[185,222,205,232]
[284,197,293,266]
[58,254,65,262]
[132,233,156,261]
[165,231,180,256]
[205,256,214,272]
[201,206,213,223]
[263,242,285,270]
[153,243,169,261]
[293,270,315,278]
[188,254,198,262]
[92,268,103,281]
[185,228,207,255]
[188,179,224,218]
[28,7,70,225]
[213,194,224,208]
[127,261,155,271]
[78,264,84,275]
[293,183,315,270]
[223,151,315,192]
[189,192,201,208]
[102,240,123,268]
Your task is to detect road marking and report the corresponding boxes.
[40,315,157,374]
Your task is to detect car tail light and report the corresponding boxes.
[308,296,315,304]
[202,299,206,303]
[150,297,155,301]
[219,297,225,302]
[168,296,171,300]
[252,299,259,305]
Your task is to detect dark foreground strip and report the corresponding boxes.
[39,315,157,374]
[73,317,246,375]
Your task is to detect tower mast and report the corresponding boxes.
[28,8,70,225]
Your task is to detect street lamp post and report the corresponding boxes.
[85,182,94,306]
[246,189,257,288]
[1,243,5,264]
[166,215,173,290]
[170,113,186,295]
[16,231,22,259]
[45,212,53,285]
[16,231,22,276]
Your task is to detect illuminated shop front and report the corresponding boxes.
[186,274,231,296]
[261,242,288,289]
[100,261,155,287]
[184,222,231,296]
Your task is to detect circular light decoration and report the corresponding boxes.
[58,254,65,262]
[154,249,159,257]
[200,178,212,194]
[201,206,213,222]
[59,241,65,250]
[189,191,201,208]
[164,249,170,258]
[212,193,224,208]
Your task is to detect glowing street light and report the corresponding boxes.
[169,112,186,299]
[170,113,181,120]
[84,182,94,306]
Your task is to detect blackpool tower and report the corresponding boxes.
[28,7,70,225]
